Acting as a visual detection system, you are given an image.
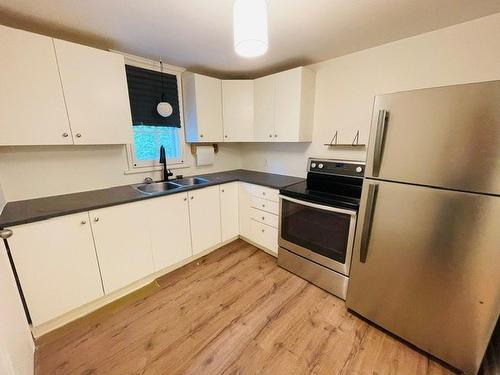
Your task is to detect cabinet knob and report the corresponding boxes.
[94,217,99,222]
[62,132,69,138]
[221,189,225,193]
[261,229,265,233]
[184,197,187,201]
[262,204,265,208]
[262,192,266,196]
[0,229,13,239]
[262,216,265,220]
[76,133,82,138]
[274,134,278,138]
[269,134,272,138]
[224,135,228,138]
[200,134,204,138]
[81,220,87,225]
[190,196,194,200]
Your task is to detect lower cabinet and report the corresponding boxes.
[8,213,104,326]
[250,219,279,255]
[220,182,239,242]
[146,192,192,271]
[188,186,222,255]
[89,202,154,294]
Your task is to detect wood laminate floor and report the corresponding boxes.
[35,240,496,375]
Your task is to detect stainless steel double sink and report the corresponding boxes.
[133,177,210,195]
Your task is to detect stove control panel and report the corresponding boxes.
[308,159,365,177]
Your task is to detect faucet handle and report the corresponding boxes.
[144,177,154,184]
[167,169,174,177]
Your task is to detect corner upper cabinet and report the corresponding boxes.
[54,39,133,144]
[0,25,72,146]
[254,67,315,142]
[183,72,223,143]
[222,80,254,141]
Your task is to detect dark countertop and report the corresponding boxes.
[0,169,304,228]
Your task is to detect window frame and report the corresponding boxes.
[120,53,189,174]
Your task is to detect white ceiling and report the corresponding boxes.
[0,0,499,78]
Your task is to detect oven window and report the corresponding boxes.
[281,200,351,263]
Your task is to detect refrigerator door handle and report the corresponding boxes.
[371,109,388,177]
[359,182,378,263]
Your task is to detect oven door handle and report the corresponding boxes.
[279,195,358,217]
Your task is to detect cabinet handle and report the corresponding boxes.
[274,134,278,138]
[261,229,265,233]
[261,216,265,220]
[76,133,82,138]
[262,204,265,208]
[200,134,204,138]
[81,220,87,225]
[94,217,99,222]
[269,134,272,138]
[62,132,69,138]
[190,196,194,200]
[184,197,187,201]
[262,192,266,196]
[224,135,228,138]
[221,189,225,193]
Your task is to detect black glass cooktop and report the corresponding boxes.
[279,159,364,210]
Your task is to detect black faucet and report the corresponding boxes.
[159,145,173,182]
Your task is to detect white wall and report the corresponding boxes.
[0,241,34,375]
[241,13,500,177]
[0,180,5,213]
[0,143,242,201]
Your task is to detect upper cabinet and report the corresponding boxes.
[183,73,223,143]
[222,80,254,142]
[54,39,133,145]
[254,67,316,142]
[0,25,72,146]
[0,25,133,146]
[183,67,316,143]
[254,75,276,142]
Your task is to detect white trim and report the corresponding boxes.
[117,53,189,174]
[110,50,186,73]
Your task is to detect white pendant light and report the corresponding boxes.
[157,60,173,118]
[233,0,268,58]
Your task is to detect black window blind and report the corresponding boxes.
[125,64,181,128]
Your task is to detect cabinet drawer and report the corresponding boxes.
[249,185,279,202]
[250,219,278,255]
[251,196,279,215]
[250,208,278,228]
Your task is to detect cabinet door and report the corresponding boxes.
[253,75,275,142]
[90,202,154,294]
[183,73,223,142]
[274,68,302,142]
[54,39,133,145]
[238,182,253,239]
[147,193,192,271]
[222,80,254,141]
[188,186,222,255]
[8,213,104,326]
[0,25,71,146]
[220,183,239,242]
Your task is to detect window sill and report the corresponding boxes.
[124,162,191,175]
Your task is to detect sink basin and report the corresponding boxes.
[174,177,210,186]
[134,181,182,194]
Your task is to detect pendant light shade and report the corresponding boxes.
[233,0,268,58]
[157,60,173,118]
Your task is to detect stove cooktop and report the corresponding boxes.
[279,159,365,210]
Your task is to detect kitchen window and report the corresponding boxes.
[124,62,185,170]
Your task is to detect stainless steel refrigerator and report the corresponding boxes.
[346,80,500,375]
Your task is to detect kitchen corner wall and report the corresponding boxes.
[240,12,500,178]
[0,143,242,201]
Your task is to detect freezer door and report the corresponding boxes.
[366,80,500,195]
[347,179,500,375]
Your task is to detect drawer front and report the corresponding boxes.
[249,184,279,202]
[250,208,278,228]
[251,196,279,215]
[250,219,278,255]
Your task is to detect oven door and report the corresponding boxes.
[279,195,357,276]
